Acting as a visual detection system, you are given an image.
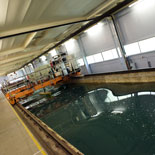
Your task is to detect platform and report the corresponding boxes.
[0,91,47,155]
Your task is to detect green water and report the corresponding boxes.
[29,83,155,155]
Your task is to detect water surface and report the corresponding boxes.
[28,83,155,155]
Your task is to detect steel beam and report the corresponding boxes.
[0,17,95,40]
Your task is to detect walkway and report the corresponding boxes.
[0,91,47,155]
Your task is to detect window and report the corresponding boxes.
[86,55,95,64]
[139,37,155,53]
[124,42,140,56]
[111,49,119,59]
[86,50,118,64]
[93,53,103,63]
[102,49,119,61]
[102,50,113,60]
[77,58,84,66]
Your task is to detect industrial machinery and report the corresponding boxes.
[2,52,81,105]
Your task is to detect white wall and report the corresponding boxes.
[63,39,82,59]
[115,0,155,44]
[62,19,126,75]
[81,20,116,56]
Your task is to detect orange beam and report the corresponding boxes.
[5,85,30,98]
[9,76,63,104]
[6,72,80,105]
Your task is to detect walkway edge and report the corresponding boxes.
[3,94,47,155]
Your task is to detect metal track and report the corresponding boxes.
[15,104,83,155]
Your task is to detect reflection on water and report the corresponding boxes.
[26,84,155,155]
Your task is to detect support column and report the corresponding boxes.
[77,36,92,74]
[107,18,127,70]
[110,15,131,70]
[32,62,36,70]
[22,67,27,75]
[24,66,29,75]
[28,65,32,73]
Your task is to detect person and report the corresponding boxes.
[50,60,56,78]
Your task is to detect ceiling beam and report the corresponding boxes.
[87,0,116,19]
[0,57,31,68]
[0,49,42,60]
[0,17,94,39]
[0,47,24,57]
[0,32,37,57]
[0,53,37,65]
[23,32,37,48]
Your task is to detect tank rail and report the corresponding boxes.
[15,104,83,155]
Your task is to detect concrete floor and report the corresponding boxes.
[0,91,47,155]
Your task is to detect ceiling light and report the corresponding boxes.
[40,55,46,61]
[129,0,143,7]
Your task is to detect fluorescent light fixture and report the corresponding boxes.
[85,22,103,35]
[40,55,46,61]
[129,0,143,7]
[49,49,57,57]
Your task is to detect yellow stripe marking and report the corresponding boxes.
[4,95,47,155]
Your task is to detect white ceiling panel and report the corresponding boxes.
[5,0,31,29]
[0,40,3,51]
[0,0,9,26]
[0,0,106,31]
[0,34,27,51]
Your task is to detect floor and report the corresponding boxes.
[0,91,47,155]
